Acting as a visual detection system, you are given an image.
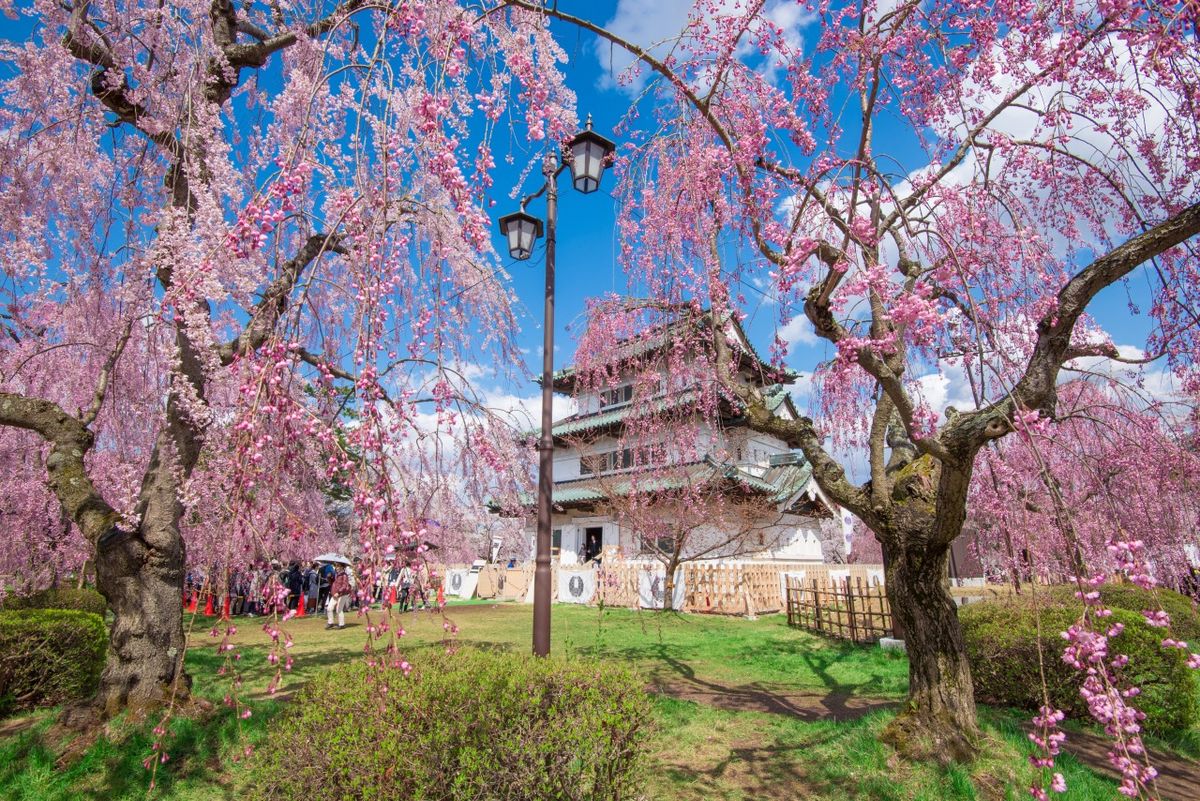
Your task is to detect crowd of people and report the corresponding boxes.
[183,558,438,630]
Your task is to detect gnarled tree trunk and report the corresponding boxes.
[93,525,188,717]
[880,538,978,762]
[874,452,981,762]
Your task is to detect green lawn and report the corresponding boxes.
[0,603,1137,800]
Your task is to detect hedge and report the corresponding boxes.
[247,647,652,801]
[961,592,1198,735]
[2,587,107,617]
[0,609,108,716]
[1046,583,1200,643]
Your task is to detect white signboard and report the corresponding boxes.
[638,568,685,610]
[781,570,806,604]
[557,569,597,604]
[445,568,472,597]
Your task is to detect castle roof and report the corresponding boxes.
[543,310,797,394]
[535,383,798,444]
[490,454,826,515]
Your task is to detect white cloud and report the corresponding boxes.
[478,388,576,432]
[594,0,814,96]
[778,314,818,347]
[594,0,696,94]
[912,363,979,419]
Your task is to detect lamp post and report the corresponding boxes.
[498,117,615,656]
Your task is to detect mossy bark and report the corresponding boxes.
[880,541,979,762]
[875,455,980,762]
[93,526,189,716]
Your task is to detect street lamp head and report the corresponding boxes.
[567,115,616,195]
[497,210,543,261]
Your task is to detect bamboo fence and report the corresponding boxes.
[785,575,893,643]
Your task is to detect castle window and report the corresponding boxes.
[599,384,634,408]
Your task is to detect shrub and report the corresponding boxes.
[1047,583,1200,643]
[961,594,1198,735]
[247,647,652,801]
[0,609,107,716]
[2,587,107,617]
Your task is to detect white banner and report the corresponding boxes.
[557,569,597,604]
[638,568,685,610]
[781,570,806,604]
[445,568,471,597]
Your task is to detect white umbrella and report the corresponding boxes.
[313,553,353,566]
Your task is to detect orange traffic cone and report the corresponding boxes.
[297,594,306,617]
[437,585,445,607]
[387,586,397,607]
[187,592,199,613]
[204,593,215,616]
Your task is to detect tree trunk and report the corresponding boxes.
[661,567,677,611]
[92,523,189,717]
[880,537,979,763]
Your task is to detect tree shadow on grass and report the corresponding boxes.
[0,699,266,801]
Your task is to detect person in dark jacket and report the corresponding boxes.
[286,562,303,610]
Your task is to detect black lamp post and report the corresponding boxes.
[498,116,615,657]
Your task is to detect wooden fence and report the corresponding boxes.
[463,560,887,617]
[785,575,894,643]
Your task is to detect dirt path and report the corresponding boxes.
[653,677,1200,801]
[653,677,898,722]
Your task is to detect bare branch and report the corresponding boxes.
[1014,200,1200,415]
[218,232,344,364]
[79,315,136,426]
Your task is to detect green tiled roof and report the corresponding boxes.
[496,454,814,512]
[537,384,795,441]
[539,390,700,439]
[545,310,798,391]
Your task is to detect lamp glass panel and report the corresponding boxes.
[516,220,535,259]
[571,139,604,194]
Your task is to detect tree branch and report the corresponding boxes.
[0,392,119,542]
[1014,200,1200,415]
[218,232,344,364]
[79,314,135,426]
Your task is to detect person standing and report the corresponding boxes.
[246,563,263,616]
[317,561,335,610]
[398,562,415,612]
[326,566,352,629]
[303,561,318,610]
[411,563,430,610]
[286,562,303,610]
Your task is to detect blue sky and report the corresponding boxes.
[0,0,1173,431]
[482,0,1179,432]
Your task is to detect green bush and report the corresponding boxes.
[0,609,107,716]
[1047,583,1200,643]
[961,593,1198,735]
[2,587,107,617]
[247,647,652,801]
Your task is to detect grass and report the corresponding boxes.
[0,602,1142,800]
[645,698,1122,801]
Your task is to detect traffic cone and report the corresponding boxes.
[204,593,214,616]
[437,585,445,607]
[387,586,396,607]
[187,592,198,613]
[297,594,306,617]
